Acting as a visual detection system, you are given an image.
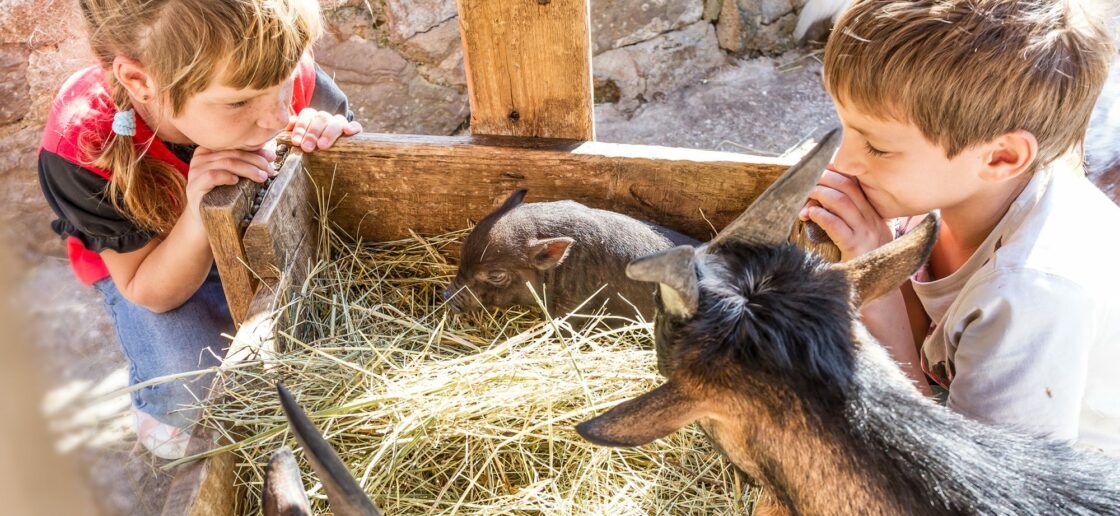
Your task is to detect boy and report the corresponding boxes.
[801,0,1119,456]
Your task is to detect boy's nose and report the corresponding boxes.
[832,136,866,177]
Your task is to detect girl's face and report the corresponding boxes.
[150,64,296,152]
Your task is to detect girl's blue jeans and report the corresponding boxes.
[93,266,234,430]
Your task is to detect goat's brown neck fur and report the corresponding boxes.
[705,334,920,515]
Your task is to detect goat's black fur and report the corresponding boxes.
[656,241,1120,514]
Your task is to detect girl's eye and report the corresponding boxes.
[864,141,888,157]
[228,100,250,109]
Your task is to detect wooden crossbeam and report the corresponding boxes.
[301,133,799,243]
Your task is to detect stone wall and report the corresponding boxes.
[2,0,806,262]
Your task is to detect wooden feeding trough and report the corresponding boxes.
[160,0,838,513]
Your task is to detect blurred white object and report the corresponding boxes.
[134,409,191,460]
[795,0,853,39]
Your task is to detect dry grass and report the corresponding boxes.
[182,226,757,515]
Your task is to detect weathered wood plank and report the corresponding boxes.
[301,133,802,243]
[243,150,317,286]
[456,0,594,139]
[162,284,281,516]
[201,179,261,325]
[160,426,239,516]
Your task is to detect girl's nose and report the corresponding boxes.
[259,99,290,132]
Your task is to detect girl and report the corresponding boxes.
[38,0,361,459]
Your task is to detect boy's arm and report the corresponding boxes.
[944,269,1093,441]
[861,287,933,396]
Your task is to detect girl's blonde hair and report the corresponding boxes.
[823,0,1114,170]
[79,0,322,233]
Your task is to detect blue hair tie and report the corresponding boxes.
[112,109,137,137]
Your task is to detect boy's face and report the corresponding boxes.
[830,101,990,219]
[160,64,295,152]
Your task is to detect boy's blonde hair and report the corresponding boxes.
[823,0,1114,169]
[79,0,323,234]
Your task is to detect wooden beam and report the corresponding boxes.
[301,133,798,243]
[160,426,239,516]
[201,179,261,325]
[243,150,318,286]
[162,284,282,516]
[456,0,594,139]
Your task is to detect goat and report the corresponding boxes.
[576,133,1120,514]
[794,0,852,40]
[262,381,382,516]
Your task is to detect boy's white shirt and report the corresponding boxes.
[910,161,1120,458]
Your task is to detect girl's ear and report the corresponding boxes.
[111,56,158,105]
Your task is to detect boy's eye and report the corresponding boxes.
[863,141,888,157]
[227,100,250,109]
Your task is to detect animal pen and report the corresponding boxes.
[161,0,837,513]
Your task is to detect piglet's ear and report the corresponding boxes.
[528,237,574,270]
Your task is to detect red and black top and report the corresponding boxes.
[38,54,351,286]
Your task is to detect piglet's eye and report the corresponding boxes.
[486,271,509,285]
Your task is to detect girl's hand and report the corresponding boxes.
[185,146,273,218]
[288,108,362,152]
[798,169,894,261]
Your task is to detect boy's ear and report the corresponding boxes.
[111,56,159,105]
[979,130,1037,182]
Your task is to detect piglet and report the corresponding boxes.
[442,189,699,322]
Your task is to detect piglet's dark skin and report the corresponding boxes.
[443,189,699,322]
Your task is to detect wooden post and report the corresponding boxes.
[161,282,281,516]
[457,0,594,140]
[243,150,318,288]
[201,179,262,326]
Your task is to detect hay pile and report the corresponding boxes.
[186,228,756,514]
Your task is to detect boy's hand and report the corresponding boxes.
[288,108,362,152]
[798,169,893,261]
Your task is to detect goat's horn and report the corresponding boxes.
[626,245,699,318]
[277,381,383,516]
[263,446,312,516]
[709,127,840,249]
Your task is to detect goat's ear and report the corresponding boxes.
[576,380,707,447]
[263,446,312,516]
[277,382,383,516]
[833,213,940,306]
[528,237,574,270]
[626,245,699,318]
